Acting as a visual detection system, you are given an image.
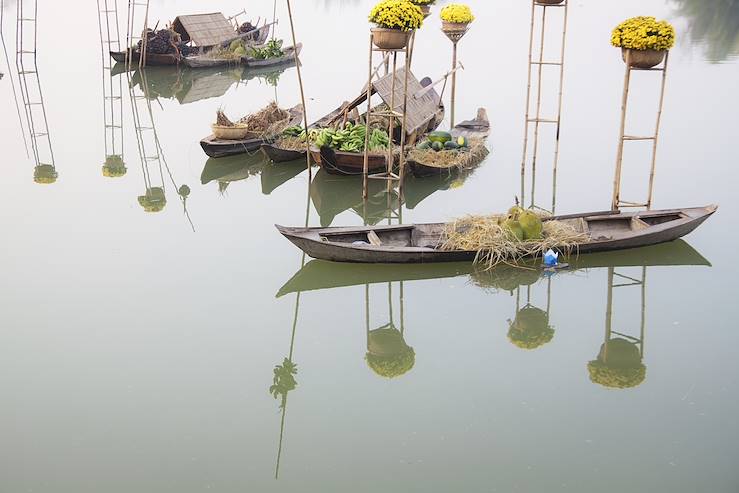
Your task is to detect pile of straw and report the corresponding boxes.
[439,212,589,269]
[407,139,489,170]
[274,135,308,151]
[239,102,290,138]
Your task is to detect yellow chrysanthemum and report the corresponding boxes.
[611,16,675,51]
[440,4,474,24]
[369,0,424,31]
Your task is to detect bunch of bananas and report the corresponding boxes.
[282,126,320,143]
[315,123,390,153]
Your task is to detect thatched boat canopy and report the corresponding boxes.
[172,13,234,47]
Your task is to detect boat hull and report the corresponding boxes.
[277,206,717,264]
[110,50,180,66]
[261,143,306,162]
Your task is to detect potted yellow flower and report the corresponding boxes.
[102,155,127,178]
[33,164,58,184]
[440,3,475,33]
[369,0,424,50]
[611,16,676,69]
[410,0,435,18]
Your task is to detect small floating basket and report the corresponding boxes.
[211,124,249,140]
[621,48,667,69]
[371,27,412,50]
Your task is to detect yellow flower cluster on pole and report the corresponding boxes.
[611,16,676,51]
[369,0,424,31]
[440,4,475,24]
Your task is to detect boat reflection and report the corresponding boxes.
[672,0,739,62]
[120,63,295,104]
[310,167,476,227]
[200,154,306,195]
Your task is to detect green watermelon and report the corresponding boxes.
[428,131,452,144]
[444,141,460,150]
[431,141,444,151]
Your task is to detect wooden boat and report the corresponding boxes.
[264,76,445,167]
[244,43,302,68]
[200,104,303,158]
[408,108,491,178]
[110,50,180,66]
[276,205,717,264]
[277,239,711,297]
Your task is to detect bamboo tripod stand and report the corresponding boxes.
[611,50,670,211]
[97,0,124,166]
[602,266,646,361]
[362,31,415,201]
[520,0,568,213]
[15,0,56,173]
[126,0,150,70]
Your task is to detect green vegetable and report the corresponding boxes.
[444,141,460,150]
[416,140,431,150]
[457,136,469,147]
[249,39,284,60]
[431,141,444,151]
[428,131,452,144]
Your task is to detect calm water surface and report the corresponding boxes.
[1,0,738,491]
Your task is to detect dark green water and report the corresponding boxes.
[0,0,737,491]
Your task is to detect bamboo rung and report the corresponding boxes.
[527,118,558,123]
[530,61,562,66]
[368,172,400,181]
[372,111,404,118]
[617,202,648,208]
[623,135,656,141]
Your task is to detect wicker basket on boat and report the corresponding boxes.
[211,124,249,140]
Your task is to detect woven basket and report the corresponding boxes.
[212,124,249,140]
[442,21,469,33]
[536,0,566,5]
[621,48,666,69]
[419,5,431,17]
[371,28,412,50]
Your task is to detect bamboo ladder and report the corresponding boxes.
[15,0,56,174]
[601,266,646,362]
[520,0,568,214]
[362,32,416,201]
[97,0,124,166]
[611,50,670,211]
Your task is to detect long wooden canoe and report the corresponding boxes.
[408,108,491,178]
[244,43,302,68]
[277,205,717,264]
[110,50,180,66]
[183,42,301,69]
[276,239,711,297]
[200,104,303,158]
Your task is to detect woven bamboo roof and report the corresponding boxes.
[372,68,439,135]
[172,13,234,47]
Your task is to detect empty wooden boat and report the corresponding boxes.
[276,205,717,264]
[200,104,303,158]
[110,50,180,66]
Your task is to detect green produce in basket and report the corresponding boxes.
[457,136,469,147]
[431,141,444,151]
[428,131,452,144]
[444,141,460,150]
[416,140,431,150]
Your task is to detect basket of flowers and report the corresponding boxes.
[102,155,127,178]
[33,164,58,184]
[611,16,676,69]
[440,3,475,34]
[587,338,647,389]
[410,0,435,18]
[369,0,424,50]
[365,325,416,379]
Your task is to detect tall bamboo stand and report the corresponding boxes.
[285,0,312,180]
[611,50,670,211]
[126,0,150,70]
[98,0,125,169]
[362,30,415,201]
[442,27,469,128]
[602,266,646,361]
[520,0,568,213]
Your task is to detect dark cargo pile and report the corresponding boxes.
[136,28,195,57]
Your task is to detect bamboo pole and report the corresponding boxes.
[603,266,615,361]
[647,52,669,210]
[520,0,536,204]
[450,40,458,128]
[639,266,647,359]
[398,32,415,200]
[285,0,312,181]
[362,33,374,200]
[551,0,568,214]
[611,49,632,210]
[529,5,547,209]
[386,51,398,189]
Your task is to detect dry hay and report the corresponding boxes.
[439,211,589,269]
[274,135,308,151]
[239,102,290,138]
[407,139,489,171]
[203,45,243,61]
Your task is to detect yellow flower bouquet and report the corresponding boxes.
[440,4,475,24]
[611,16,676,68]
[369,0,424,31]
